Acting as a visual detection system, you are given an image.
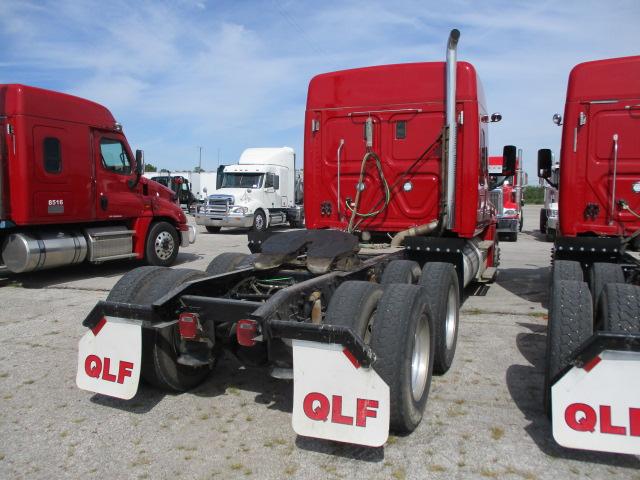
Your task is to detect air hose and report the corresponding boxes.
[349,133,443,233]
[619,200,640,245]
[346,149,391,233]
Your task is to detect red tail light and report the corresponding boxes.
[237,319,258,347]
[178,312,199,339]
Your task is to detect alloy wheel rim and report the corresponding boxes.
[155,231,175,260]
[411,312,430,401]
[445,286,458,351]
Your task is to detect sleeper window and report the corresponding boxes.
[43,137,62,173]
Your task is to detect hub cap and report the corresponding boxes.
[445,286,458,350]
[155,231,175,261]
[411,312,430,401]
[255,214,265,230]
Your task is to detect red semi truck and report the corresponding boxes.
[0,84,195,274]
[539,55,640,455]
[75,30,512,447]
[488,152,523,241]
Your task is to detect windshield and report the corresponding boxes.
[221,172,264,189]
[489,175,513,190]
[151,176,171,188]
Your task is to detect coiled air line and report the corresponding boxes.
[346,117,391,233]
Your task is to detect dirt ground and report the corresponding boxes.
[1,205,638,479]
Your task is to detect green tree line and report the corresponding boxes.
[523,186,544,204]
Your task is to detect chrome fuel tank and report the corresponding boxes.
[1,231,87,273]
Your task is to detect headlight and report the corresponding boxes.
[503,209,517,216]
[229,206,249,215]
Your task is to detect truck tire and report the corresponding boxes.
[145,221,180,267]
[544,280,593,416]
[205,252,255,275]
[552,260,583,284]
[597,283,640,333]
[510,231,518,242]
[588,263,625,311]
[206,226,221,233]
[546,228,556,242]
[540,209,547,233]
[324,281,383,342]
[137,268,211,391]
[418,262,459,375]
[108,267,212,392]
[107,266,167,303]
[370,284,434,433]
[380,260,421,285]
[519,212,524,232]
[253,210,267,232]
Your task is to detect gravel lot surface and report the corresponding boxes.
[1,205,639,479]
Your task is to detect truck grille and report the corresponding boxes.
[490,189,503,216]
[205,194,234,215]
[207,201,229,215]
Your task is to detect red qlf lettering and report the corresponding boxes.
[356,399,379,427]
[303,393,380,427]
[303,392,330,421]
[84,355,135,384]
[565,403,597,432]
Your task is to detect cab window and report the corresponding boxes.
[43,137,62,173]
[265,173,279,189]
[100,138,131,174]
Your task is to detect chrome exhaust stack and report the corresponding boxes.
[445,28,460,230]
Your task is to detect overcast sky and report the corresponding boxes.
[1,0,638,180]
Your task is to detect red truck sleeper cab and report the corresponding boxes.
[0,84,194,272]
[304,61,493,240]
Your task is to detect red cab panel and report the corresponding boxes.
[558,56,640,237]
[304,61,490,238]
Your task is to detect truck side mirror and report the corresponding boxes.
[502,145,516,176]
[538,149,552,178]
[135,149,145,175]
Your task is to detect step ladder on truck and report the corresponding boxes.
[75,29,513,447]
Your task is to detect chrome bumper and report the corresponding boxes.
[180,224,197,247]
[195,213,255,229]
[496,217,519,232]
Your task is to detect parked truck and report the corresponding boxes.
[488,152,523,241]
[539,55,640,455]
[0,84,196,274]
[144,170,219,203]
[539,160,559,240]
[75,30,512,447]
[195,147,304,232]
[145,174,197,212]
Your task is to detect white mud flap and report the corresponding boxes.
[552,350,640,455]
[291,340,390,447]
[76,317,142,400]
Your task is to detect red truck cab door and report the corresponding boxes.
[585,100,640,234]
[29,124,95,223]
[93,132,144,221]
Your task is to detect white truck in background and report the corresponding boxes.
[195,147,304,232]
[539,161,559,241]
